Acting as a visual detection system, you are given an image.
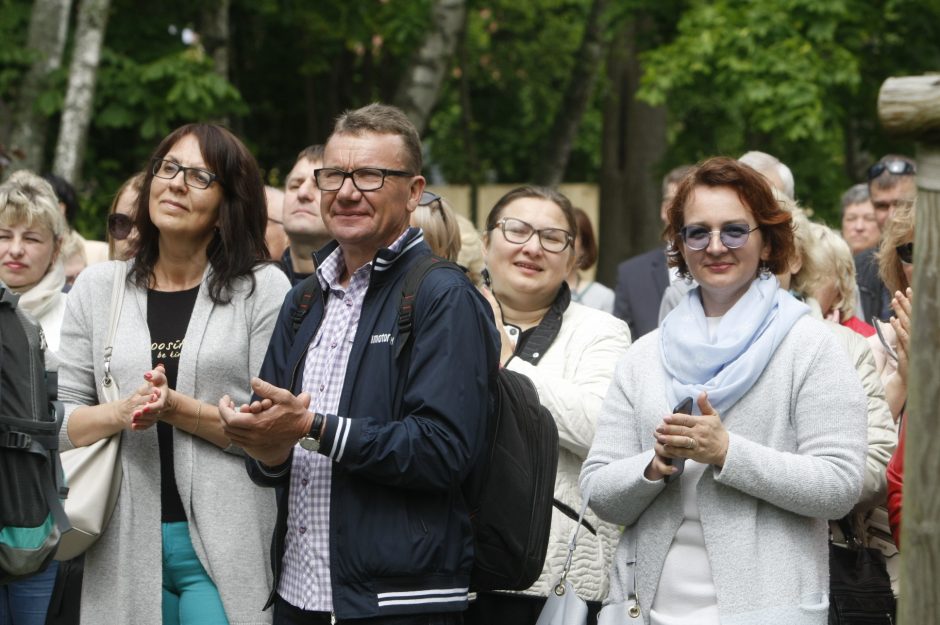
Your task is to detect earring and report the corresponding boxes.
[758,262,772,279]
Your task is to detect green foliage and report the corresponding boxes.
[636,0,940,223]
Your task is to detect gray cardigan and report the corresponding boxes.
[581,316,867,625]
[58,260,290,625]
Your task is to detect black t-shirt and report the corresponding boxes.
[147,286,199,523]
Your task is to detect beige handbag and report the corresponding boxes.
[56,263,126,561]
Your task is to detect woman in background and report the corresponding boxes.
[107,173,144,260]
[566,208,614,314]
[467,186,631,625]
[0,170,68,625]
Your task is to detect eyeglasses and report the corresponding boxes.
[491,217,573,253]
[896,242,913,265]
[314,167,413,192]
[420,190,441,207]
[867,159,916,181]
[151,158,218,190]
[107,213,134,240]
[680,223,759,251]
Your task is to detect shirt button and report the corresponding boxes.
[301,479,308,486]
[330,342,337,349]
[319,384,325,391]
[532,352,540,358]
[299,527,306,534]
[345,298,352,307]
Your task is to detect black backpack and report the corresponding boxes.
[290,255,559,592]
[0,284,69,583]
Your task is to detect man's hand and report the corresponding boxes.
[218,377,314,467]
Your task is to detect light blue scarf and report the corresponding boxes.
[659,276,809,416]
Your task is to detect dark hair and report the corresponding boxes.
[484,186,578,238]
[296,144,325,164]
[665,156,794,279]
[330,103,422,173]
[573,208,598,270]
[130,123,269,304]
[41,172,79,225]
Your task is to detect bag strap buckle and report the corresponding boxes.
[0,430,32,449]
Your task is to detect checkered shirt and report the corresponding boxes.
[278,230,410,611]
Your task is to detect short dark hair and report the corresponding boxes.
[131,123,269,304]
[665,156,795,279]
[573,208,598,270]
[41,172,79,225]
[330,103,422,173]
[484,186,578,239]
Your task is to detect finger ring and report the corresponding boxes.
[687,437,696,450]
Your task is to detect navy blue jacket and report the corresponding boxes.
[248,229,499,619]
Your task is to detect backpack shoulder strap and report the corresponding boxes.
[394,255,464,359]
[290,274,321,338]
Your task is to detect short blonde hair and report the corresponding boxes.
[794,222,858,319]
[878,201,915,294]
[411,195,461,261]
[0,170,68,241]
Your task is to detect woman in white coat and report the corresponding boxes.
[58,123,290,625]
[582,157,867,625]
[466,186,632,625]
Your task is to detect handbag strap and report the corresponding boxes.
[101,262,128,394]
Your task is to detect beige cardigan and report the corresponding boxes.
[58,260,290,625]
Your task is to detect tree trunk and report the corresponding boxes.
[393,0,466,135]
[7,0,74,174]
[596,17,667,286]
[534,0,609,187]
[878,74,940,625]
[52,0,110,186]
[201,0,231,81]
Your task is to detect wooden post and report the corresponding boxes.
[878,74,940,625]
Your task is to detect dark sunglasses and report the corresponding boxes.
[679,223,758,251]
[896,242,913,265]
[107,213,134,240]
[867,159,916,181]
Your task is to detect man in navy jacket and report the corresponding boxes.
[220,104,499,624]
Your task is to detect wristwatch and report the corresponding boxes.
[298,412,325,452]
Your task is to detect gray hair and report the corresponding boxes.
[839,183,869,217]
[739,150,795,199]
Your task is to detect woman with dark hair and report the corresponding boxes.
[566,207,614,313]
[582,157,867,625]
[57,123,290,624]
[466,186,631,625]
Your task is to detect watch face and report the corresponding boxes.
[298,437,320,453]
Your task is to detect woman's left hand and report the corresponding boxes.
[654,392,730,467]
[890,287,912,385]
[132,364,172,430]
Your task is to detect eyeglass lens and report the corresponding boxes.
[152,159,215,189]
[681,224,755,250]
[108,214,133,240]
[896,242,914,264]
[499,218,571,252]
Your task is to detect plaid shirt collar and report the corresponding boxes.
[315,227,424,293]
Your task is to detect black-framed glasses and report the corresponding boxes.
[420,190,441,208]
[107,213,134,240]
[680,223,758,251]
[492,217,573,253]
[896,242,913,265]
[314,167,413,192]
[151,158,218,190]
[867,159,916,181]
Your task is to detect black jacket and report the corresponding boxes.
[248,229,499,619]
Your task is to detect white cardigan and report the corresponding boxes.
[58,260,290,625]
[582,316,867,625]
[505,301,632,601]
